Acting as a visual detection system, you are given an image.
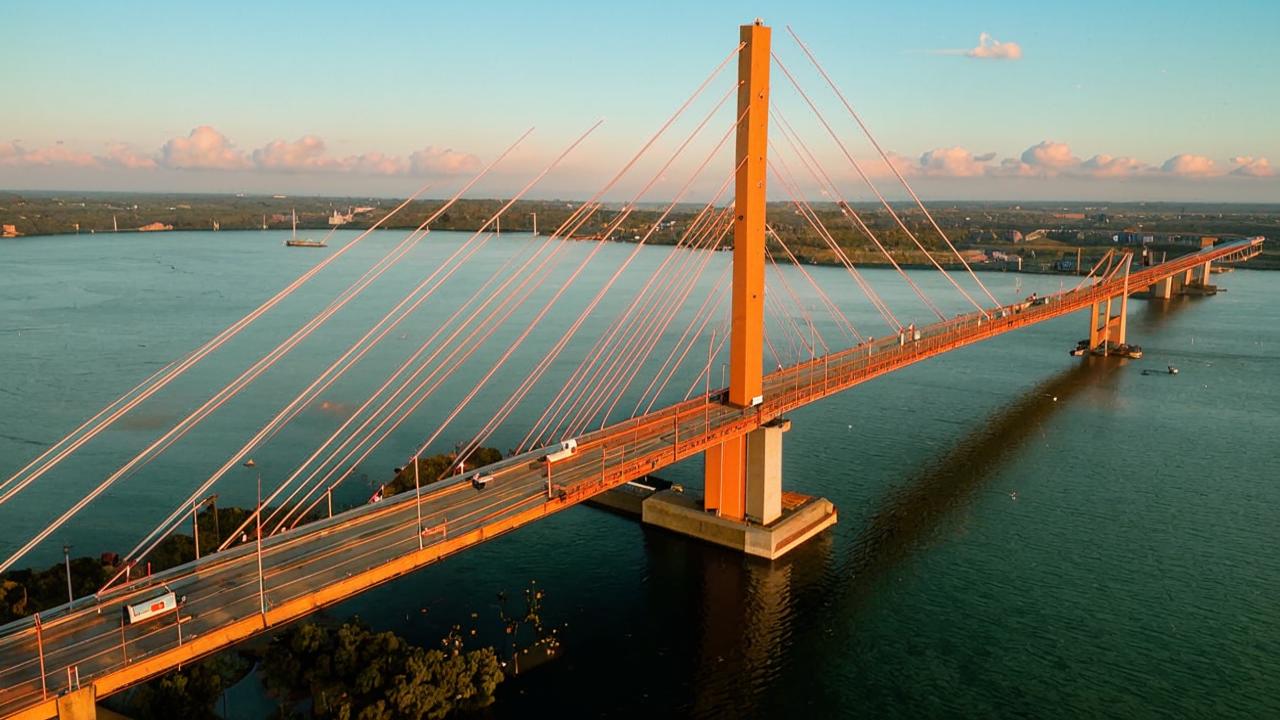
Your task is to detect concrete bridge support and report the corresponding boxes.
[1141,260,1217,299]
[645,415,835,559]
[703,418,787,525]
[1146,276,1174,300]
[642,20,836,559]
[1088,292,1128,353]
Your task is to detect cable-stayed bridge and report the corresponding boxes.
[0,21,1264,719]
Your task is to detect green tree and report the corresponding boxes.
[262,619,504,720]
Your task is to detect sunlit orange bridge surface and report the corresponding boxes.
[0,236,1262,719]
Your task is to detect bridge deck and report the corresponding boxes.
[0,238,1261,719]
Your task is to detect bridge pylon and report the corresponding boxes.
[1086,253,1132,356]
[641,20,837,559]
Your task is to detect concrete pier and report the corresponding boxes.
[642,489,837,560]
[587,419,837,560]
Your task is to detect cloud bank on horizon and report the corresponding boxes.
[3,127,1274,196]
[887,140,1275,181]
[0,126,481,178]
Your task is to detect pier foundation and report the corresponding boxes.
[642,488,836,560]
[647,418,837,560]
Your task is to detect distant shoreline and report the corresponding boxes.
[5,226,1271,274]
[3,191,1272,270]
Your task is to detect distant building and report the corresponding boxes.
[1,224,19,238]
[328,209,353,226]
[352,206,377,215]
[137,222,173,232]
[1053,212,1085,220]
[1005,229,1024,243]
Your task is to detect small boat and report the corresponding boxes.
[285,209,327,248]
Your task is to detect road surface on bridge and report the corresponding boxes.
[0,237,1262,719]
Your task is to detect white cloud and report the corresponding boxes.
[998,143,1150,179]
[342,152,407,175]
[1019,141,1080,174]
[916,146,993,177]
[101,143,157,170]
[1161,154,1217,177]
[159,126,250,170]
[995,157,1036,177]
[1230,155,1275,178]
[1080,154,1149,178]
[246,135,480,176]
[251,135,335,172]
[966,32,1023,60]
[408,146,482,175]
[0,140,99,168]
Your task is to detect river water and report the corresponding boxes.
[1,230,1277,718]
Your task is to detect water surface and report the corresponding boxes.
[1,230,1276,718]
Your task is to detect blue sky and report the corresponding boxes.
[3,0,1278,201]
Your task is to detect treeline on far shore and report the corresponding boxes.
[2,191,1275,269]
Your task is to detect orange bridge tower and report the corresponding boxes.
[642,20,838,559]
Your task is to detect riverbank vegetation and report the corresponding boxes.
[3,191,1274,269]
[261,619,504,719]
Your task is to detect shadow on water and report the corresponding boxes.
[834,356,1116,591]
[634,356,1126,712]
[503,298,1206,719]
[627,355,1132,719]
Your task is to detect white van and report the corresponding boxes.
[123,591,178,625]
[543,438,578,463]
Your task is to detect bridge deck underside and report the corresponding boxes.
[0,238,1261,719]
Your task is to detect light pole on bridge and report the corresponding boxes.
[244,458,266,617]
[62,544,73,605]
